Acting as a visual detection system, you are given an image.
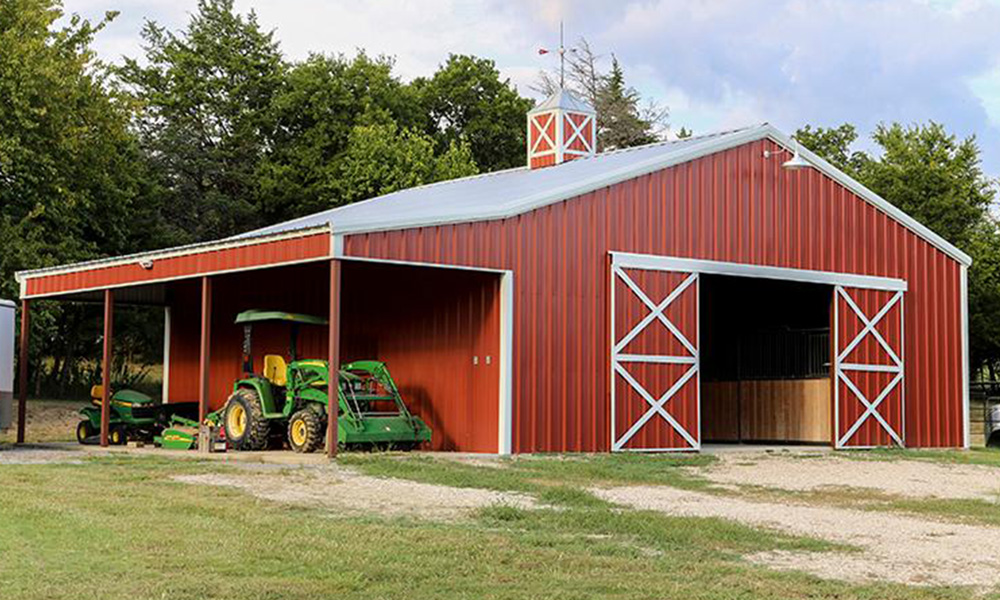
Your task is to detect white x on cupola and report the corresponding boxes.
[527,89,596,169]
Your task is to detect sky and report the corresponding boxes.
[63,0,1000,173]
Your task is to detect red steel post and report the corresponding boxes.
[327,259,341,458]
[16,300,29,444]
[100,289,114,447]
[199,276,212,424]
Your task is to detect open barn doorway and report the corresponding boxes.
[700,275,833,445]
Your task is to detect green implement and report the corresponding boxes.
[221,309,432,453]
[153,411,223,451]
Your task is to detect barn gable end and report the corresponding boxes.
[343,137,967,452]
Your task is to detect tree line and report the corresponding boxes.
[0,0,663,396]
[2,0,999,396]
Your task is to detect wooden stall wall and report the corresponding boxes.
[702,379,832,443]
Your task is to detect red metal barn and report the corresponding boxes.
[14,91,971,454]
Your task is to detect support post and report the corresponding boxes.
[198,277,212,451]
[15,300,29,444]
[327,259,341,458]
[100,290,114,447]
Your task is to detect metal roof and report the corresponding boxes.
[16,123,972,287]
[529,88,595,114]
[240,123,971,266]
[246,126,755,238]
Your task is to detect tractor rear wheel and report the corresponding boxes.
[76,420,95,444]
[224,388,270,451]
[288,408,324,453]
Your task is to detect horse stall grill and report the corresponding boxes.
[13,115,971,453]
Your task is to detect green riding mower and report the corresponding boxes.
[222,310,432,453]
[76,385,198,445]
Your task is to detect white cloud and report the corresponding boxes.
[60,0,1000,171]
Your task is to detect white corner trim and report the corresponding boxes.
[961,264,971,449]
[611,252,908,292]
[498,272,514,455]
[330,232,344,258]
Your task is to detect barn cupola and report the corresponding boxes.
[526,88,596,169]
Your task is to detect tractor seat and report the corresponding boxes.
[263,355,288,387]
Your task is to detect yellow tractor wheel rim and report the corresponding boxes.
[227,404,247,438]
[291,419,308,447]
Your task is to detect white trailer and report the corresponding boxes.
[0,300,14,431]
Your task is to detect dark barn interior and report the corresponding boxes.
[700,275,833,444]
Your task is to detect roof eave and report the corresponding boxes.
[15,223,334,284]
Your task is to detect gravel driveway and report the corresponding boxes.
[698,452,1000,501]
[596,451,1000,589]
[175,465,534,519]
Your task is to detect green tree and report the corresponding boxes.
[535,39,668,151]
[864,123,991,248]
[966,221,1000,376]
[257,53,421,220]
[0,0,152,395]
[796,122,1000,375]
[793,124,869,177]
[596,57,659,150]
[118,0,285,244]
[412,54,534,172]
[335,122,477,206]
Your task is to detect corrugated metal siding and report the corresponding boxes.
[25,233,330,297]
[166,261,500,452]
[344,139,965,451]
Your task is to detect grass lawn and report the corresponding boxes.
[0,453,987,600]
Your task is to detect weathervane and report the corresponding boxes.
[538,20,569,88]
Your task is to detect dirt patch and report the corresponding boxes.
[0,447,84,465]
[594,484,1000,588]
[445,456,510,469]
[174,465,534,519]
[698,452,1000,501]
[0,400,86,444]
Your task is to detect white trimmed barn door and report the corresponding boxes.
[611,262,700,451]
[834,286,905,448]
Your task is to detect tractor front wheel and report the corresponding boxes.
[288,408,324,453]
[109,424,127,446]
[224,388,270,451]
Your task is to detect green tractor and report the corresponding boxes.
[222,310,432,453]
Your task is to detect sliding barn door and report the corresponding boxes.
[611,264,700,451]
[834,286,905,448]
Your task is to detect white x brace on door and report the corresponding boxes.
[834,286,905,448]
[611,261,700,452]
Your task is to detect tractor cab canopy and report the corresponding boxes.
[235,310,328,326]
[237,309,329,373]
